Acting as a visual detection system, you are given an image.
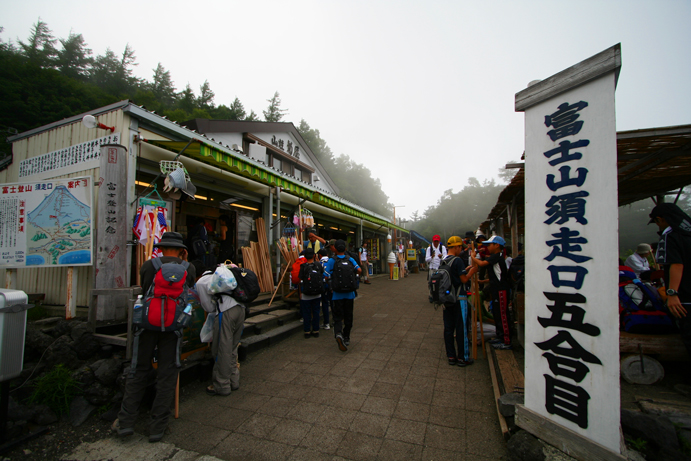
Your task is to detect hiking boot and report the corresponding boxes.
[491,343,512,350]
[364,280,371,284]
[112,419,133,437]
[336,334,348,352]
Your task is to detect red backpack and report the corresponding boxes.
[138,258,190,332]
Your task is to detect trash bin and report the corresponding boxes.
[0,289,32,382]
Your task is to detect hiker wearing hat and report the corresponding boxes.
[649,203,691,358]
[443,236,479,366]
[115,232,196,443]
[471,235,512,350]
[425,234,448,277]
[624,243,653,279]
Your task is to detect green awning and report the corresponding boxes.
[146,139,406,232]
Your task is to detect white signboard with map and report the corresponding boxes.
[0,176,93,268]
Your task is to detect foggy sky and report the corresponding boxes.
[2,0,689,220]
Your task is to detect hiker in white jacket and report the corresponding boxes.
[426,234,448,276]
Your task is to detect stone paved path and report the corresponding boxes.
[68,272,509,460]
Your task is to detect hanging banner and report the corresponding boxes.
[0,176,93,268]
[18,133,121,180]
[517,44,622,454]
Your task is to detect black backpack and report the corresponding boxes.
[300,262,324,296]
[229,266,260,303]
[510,254,525,292]
[331,256,358,293]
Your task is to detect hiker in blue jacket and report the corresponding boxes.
[324,239,361,352]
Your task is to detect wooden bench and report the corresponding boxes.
[90,287,142,359]
[620,331,689,362]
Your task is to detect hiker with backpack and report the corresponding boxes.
[114,232,196,443]
[295,247,325,338]
[324,239,362,352]
[189,217,212,267]
[425,234,448,278]
[318,248,332,330]
[432,236,479,366]
[196,264,247,396]
[624,243,653,279]
[471,235,512,350]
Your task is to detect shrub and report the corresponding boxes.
[27,364,82,415]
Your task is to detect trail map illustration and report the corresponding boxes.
[0,177,93,267]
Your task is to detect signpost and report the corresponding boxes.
[515,44,625,457]
[93,144,129,321]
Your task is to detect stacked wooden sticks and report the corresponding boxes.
[239,218,274,293]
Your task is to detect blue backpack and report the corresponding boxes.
[618,266,675,334]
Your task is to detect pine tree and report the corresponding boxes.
[197,80,215,109]
[228,97,246,120]
[263,91,287,122]
[18,18,58,68]
[178,84,196,114]
[57,32,92,80]
[150,63,176,108]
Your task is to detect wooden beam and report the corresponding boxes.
[494,348,525,395]
[515,44,621,112]
[618,143,691,181]
[619,332,689,361]
[486,343,510,440]
[515,405,626,461]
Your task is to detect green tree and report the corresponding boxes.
[498,160,521,184]
[228,97,246,120]
[57,32,92,80]
[150,63,176,108]
[18,18,57,68]
[197,80,215,109]
[89,44,139,97]
[177,84,196,114]
[297,119,334,172]
[411,178,503,242]
[0,27,16,53]
[245,110,259,121]
[263,91,287,122]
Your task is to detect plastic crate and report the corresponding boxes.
[0,289,32,382]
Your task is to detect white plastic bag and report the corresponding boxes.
[208,265,237,294]
[200,312,216,343]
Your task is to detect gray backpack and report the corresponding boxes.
[428,256,458,305]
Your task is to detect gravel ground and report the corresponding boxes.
[2,416,114,461]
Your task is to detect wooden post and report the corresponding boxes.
[4,268,16,289]
[66,266,77,319]
[94,144,129,321]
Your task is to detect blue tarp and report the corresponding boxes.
[410,230,432,245]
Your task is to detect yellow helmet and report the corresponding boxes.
[447,236,463,247]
